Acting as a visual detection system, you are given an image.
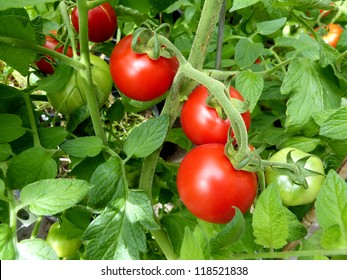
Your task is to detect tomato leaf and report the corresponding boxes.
[89,156,126,210]
[274,0,332,8]
[60,136,104,158]
[230,0,261,12]
[0,224,16,260]
[252,183,288,249]
[6,147,57,189]
[235,38,264,69]
[83,190,159,260]
[0,143,11,161]
[315,170,347,249]
[38,127,68,149]
[278,136,323,153]
[20,178,89,216]
[0,84,25,113]
[0,114,26,143]
[281,58,342,136]
[179,226,208,260]
[17,238,58,260]
[124,115,170,158]
[283,207,307,242]
[320,107,347,140]
[0,15,37,75]
[210,208,245,252]
[256,17,287,35]
[235,70,264,112]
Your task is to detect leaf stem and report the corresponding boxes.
[0,37,84,71]
[22,91,41,147]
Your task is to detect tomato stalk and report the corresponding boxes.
[75,0,107,144]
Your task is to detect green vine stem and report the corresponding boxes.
[76,0,107,144]
[7,189,19,259]
[22,90,41,147]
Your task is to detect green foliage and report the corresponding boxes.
[0,0,347,261]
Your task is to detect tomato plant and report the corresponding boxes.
[71,2,117,43]
[265,148,325,207]
[177,144,258,224]
[35,34,73,74]
[109,34,179,101]
[180,85,251,145]
[1,0,347,263]
[46,54,112,116]
[46,221,82,258]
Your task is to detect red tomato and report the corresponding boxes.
[71,3,117,43]
[319,23,343,48]
[109,35,179,101]
[180,85,251,145]
[35,36,73,74]
[177,143,258,224]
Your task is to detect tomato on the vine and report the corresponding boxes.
[46,222,82,258]
[177,143,258,224]
[109,35,179,102]
[35,35,73,74]
[318,23,343,48]
[180,85,251,145]
[265,148,325,207]
[47,54,112,116]
[71,2,117,43]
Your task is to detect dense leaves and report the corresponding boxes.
[0,0,347,261]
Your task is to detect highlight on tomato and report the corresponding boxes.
[71,2,117,43]
[35,34,73,74]
[109,34,179,102]
[180,85,251,145]
[176,143,258,224]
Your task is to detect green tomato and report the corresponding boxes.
[265,148,325,206]
[46,222,82,258]
[47,54,112,117]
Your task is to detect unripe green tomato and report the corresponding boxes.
[47,55,112,116]
[46,222,82,258]
[265,148,325,206]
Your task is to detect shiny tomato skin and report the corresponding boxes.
[35,36,73,74]
[180,85,251,145]
[71,3,117,43]
[321,23,343,48]
[177,144,258,224]
[109,35,179,101]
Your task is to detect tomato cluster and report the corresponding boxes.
[177,84,257,224]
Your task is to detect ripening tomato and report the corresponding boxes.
[180,85,251,145]
[265,148,325,206]
[35,35,73,74]
[318,23,343,48]
[71,3,117,43]
[46,55,112,116]
[109,35,179,101]
[46,222,82,258]
[177,143,258,224]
